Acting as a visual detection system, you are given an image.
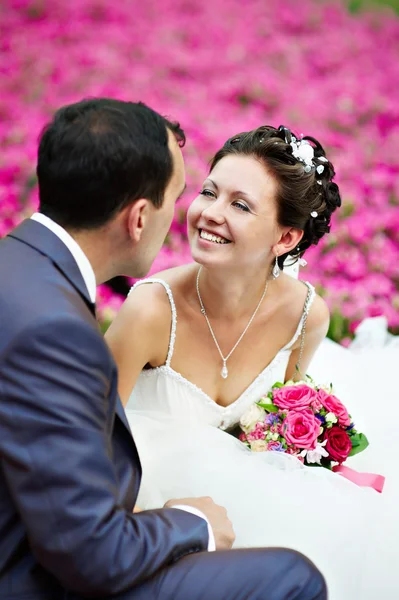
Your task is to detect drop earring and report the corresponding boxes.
[272,255,280,279]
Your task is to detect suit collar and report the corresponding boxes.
[31,213,97,303]
[8,220,135,439]
[8,219,94,311]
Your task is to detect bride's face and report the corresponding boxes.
[187,154,281,269]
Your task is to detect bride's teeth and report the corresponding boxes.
[200,230,229,244]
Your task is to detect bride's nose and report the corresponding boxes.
[201,199,225,224]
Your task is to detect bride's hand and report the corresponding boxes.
[164,496,235,551]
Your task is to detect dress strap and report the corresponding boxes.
[282,281,316,355]
[128,278,177,367]
[294,282,316,374]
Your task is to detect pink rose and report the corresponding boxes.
[323,426,352,463]
[311,398,323,412]
[318,389,351,427]
[283,409,320,450]
[273,385,317,411]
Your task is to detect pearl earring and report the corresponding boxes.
[272,255,280,279]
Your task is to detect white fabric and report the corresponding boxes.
[126,278,399,599]
[31,213,97,302]
[127,278,315,432]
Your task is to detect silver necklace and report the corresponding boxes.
[196,266,269,379]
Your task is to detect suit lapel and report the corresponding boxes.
[8,219,95,315]
[8,220,135,439]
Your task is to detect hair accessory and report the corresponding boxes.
[282,129,328,174]
[317,180,322,185]
[289,136,314,170]
[310,211,318,218]
[299,258,308,267]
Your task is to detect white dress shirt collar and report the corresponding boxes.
[31,213,97,303]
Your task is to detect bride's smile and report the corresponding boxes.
[198,228,232,244]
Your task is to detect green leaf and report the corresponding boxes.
[272,382,284,389]
[99,318,112,334]
[348,433,369,456]
[257,402,279,413]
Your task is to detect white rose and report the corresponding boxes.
[259,394,273,404]
[325,412,338,424]
[240,404,266,430]
[250,440,268,452]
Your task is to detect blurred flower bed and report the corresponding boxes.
[1,0,399,342]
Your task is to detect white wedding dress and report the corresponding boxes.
[125,278,399,599]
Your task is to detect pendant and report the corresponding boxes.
[221,362,228,379]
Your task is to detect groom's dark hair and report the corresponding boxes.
[37,98,185,229]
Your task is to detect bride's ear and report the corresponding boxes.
[126,199,151,243]
[273,227,304,257]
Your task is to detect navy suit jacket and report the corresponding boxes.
[0,219,208,599]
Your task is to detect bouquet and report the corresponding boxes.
[239,377,369,469]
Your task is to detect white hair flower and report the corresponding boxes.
[290,138,314,170]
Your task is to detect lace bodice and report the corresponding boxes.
[126,278,315,431]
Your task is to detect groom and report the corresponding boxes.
[0,98,327,600]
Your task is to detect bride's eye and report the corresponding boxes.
[233,201,250,212]
[200,189,216,198]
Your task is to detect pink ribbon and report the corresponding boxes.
[332,464,385,493]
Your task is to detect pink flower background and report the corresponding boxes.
[1,0,399,341]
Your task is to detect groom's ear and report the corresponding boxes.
[126,199,151,242]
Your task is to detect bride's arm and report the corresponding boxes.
[105,284,171,407]
[285,295,330,382]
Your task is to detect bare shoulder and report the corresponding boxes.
[306,290,330,334]
[149,263,197,290]
[106,264,195,344]
[278,274,329,336]
[109,278,172,335]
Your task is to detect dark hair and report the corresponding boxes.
[37,98,185,229]
[210,125,342,268]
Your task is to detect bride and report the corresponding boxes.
[106,125,398,599]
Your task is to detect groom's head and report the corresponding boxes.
[36,98,186,279]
